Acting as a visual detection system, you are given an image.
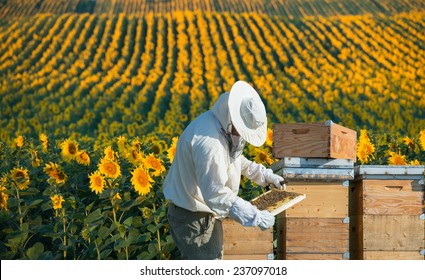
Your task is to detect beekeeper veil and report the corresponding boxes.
[212,81,267,159]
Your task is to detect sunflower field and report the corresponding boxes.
[1,0,425,259]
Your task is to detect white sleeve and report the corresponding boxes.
[240,156,269,187]
[193,137,237,217]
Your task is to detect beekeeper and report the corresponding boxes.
[163,80,285,260]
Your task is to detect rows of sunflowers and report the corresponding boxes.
[0,128,424,259]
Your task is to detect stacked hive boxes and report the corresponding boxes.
[222,218,274,260]
[272,120,357,260]
[349,166,425,260]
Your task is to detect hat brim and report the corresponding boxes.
[228,81,267,147]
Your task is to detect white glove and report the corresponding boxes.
[257,210,275,231]
[229,197,275,230]
[264,169,286,190]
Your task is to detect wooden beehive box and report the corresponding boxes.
[272,158,353,260]
[349,165,425,260]
[222,218,274,260]
[272,120,357,160]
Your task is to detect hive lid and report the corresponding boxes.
[354,165,425,180]
[271,157,354,171]
[250,190,306,216]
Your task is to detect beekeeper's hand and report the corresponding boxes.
[264,169,286,190]
[257,210,275,231]
[229,197,275,230]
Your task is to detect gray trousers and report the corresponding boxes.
[167,203,223,260]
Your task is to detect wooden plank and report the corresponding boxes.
[363,180,424,215]
[285,253,348,260]
[349,215,364,260]
[362,215,424,251]
[272,121,356,160]
[363,251,424,260]
[284,182,348,218]
[279,218,349,254]
[222,219,273,256]
[223,254,272,260]
[349,180,364,216]
[350,180,425,216]
[273,122,331,159]
[330,123,357,161]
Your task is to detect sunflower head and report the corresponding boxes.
[98,158,121,179]
[388,151,407,165]
[60,139,79,162]
[125,147,144,166]
[15,135,25,148]
[40,133,49,152]
[266,128,273,147]
[117,136,128,155]
[104,146,116,161]
[141,207,151,219]
[89,171,105,195]
[0,185,8,210]
[11,168,30,190]
[254,148,275,166]
[403,136,415,149]
[51,194,65,210]
[76,150,91,166]
[356,130,375,164]
[419,130,425,151]
[167,137,178,163]
[44,162,67,184]
[131,166,154,196]
[143,154,165,176]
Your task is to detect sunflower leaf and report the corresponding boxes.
[26,242,44,260]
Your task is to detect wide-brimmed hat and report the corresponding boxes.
[228,81,267,147]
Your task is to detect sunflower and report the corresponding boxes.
[388,151,407,165]
[403,136,415,149]
[89,171,105,194]
[11,168,30,190]
[117,135,128,155]
[131,138,143,150]
[125,147,144,165]
[40,133,49,152]
[44,162,67,184]
[32,151,41,167]
[76,150,91,166]
[60,139,79,162]
[104,146,116,161]
[131,166,154,196]
[254,148,275,166]
[98,158,121,179]
[143,154,166,176]
[0,185,8,210]
[15,135,25,148]
[167,137,178,163]
[356,130,375,164]
[113,192,122,200]
[419,130,425,151]
[265,128,273,147]
[409,159,420,166]
[51,194,65,210]
[141,207,151,219]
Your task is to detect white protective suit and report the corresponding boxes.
[163,92,279,228]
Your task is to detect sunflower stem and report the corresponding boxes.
[62,208,67,259]
[110,186,118,224]
[152,203,162,260]
[15,186,23,230]
[94,239,101,260]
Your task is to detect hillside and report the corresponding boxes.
[1,10,425,148]
[0,1,425,149]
